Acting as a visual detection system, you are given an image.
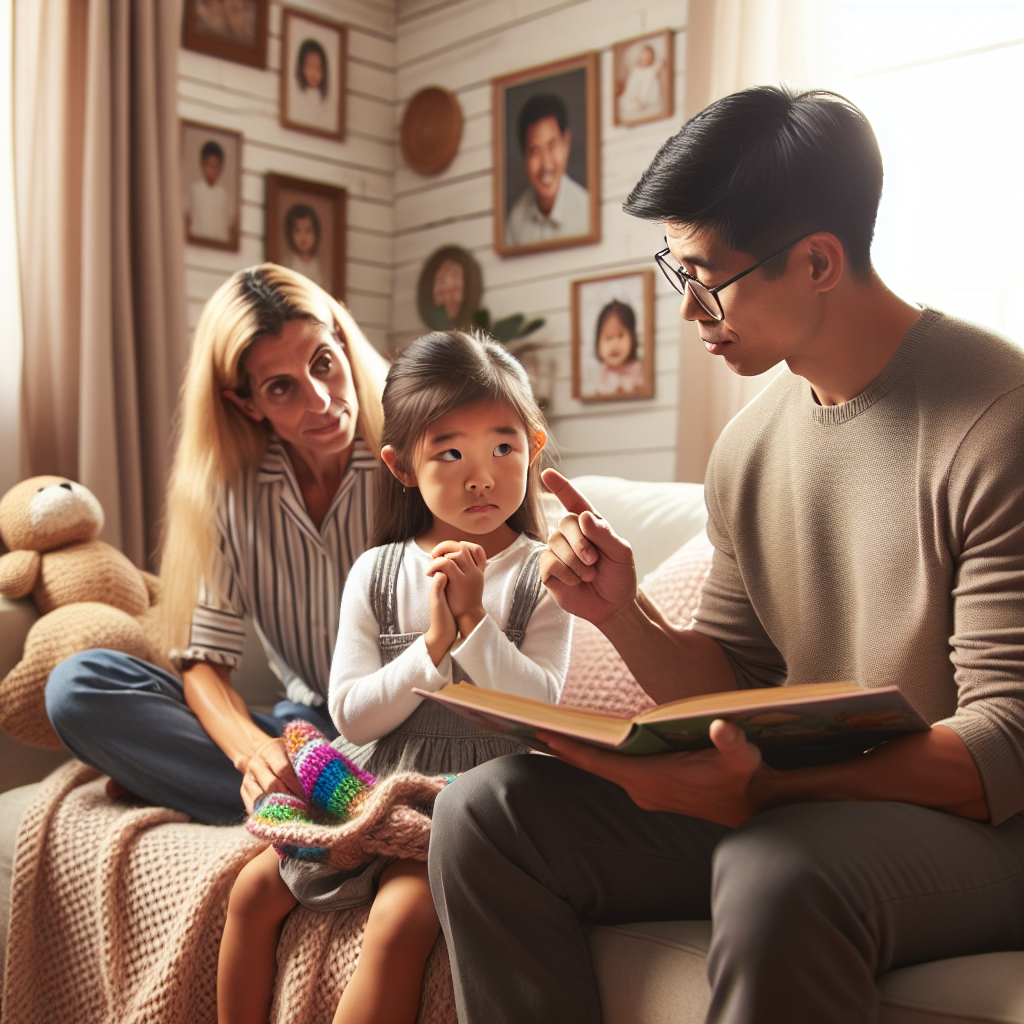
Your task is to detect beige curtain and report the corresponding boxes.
[673,0,840,483]
[14,0,187,568]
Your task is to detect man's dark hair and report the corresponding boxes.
[517,93,569,152]
[623,85,883,277]
[200,140,225,163]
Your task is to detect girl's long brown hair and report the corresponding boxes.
[373,331,548,546]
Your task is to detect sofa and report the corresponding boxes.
[1,474,1022,1024]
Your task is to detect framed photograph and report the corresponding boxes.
[182,0,268,69]
[416,246,483,329]
[280,7,346,141]
[613,30,675,127]
[572,269,655,403]
[492,52,600,257]
[266,174,346,301]
[181,120,242,252]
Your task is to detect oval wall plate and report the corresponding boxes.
[401,87,463,175]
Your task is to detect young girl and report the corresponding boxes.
[218,330,572,1024]
[594,299,645,398]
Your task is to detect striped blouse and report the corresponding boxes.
[177,438,378,706]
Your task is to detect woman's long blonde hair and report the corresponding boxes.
[160,264,387,652]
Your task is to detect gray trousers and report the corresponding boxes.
[45,648,336,825]
[428,754,1024,1024]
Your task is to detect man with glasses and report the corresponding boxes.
[430,85,1023,1023]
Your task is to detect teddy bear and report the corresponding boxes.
[0,475,169,749]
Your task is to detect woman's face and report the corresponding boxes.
[224,319,358,459]
[302,50,325,91]
[596,312,634,368]
[290,216,317,258]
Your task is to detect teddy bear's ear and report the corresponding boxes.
[0,549,42,598]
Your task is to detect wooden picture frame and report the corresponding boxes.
[417,246,483,330]
[280,7,347,141]
[181,120,243,252]
[492,52,600,258]
[571,269,655,403]
[182,0,268,69]
[612,29,675,127]
[266,173,347,301]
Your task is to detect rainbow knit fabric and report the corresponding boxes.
[249,720,378,860]
[284,719,377,818]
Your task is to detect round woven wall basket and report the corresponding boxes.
[401,87,463,175]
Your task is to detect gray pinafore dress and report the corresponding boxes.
[280,537,545,910]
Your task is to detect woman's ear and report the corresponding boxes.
[221,389,265,423]
[529,430,547,463]
[381,445,417,487]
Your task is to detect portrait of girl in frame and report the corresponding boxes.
[572,269,655,402]
[280,7,347,140]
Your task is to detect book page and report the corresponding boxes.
[419,683,638,746]
[634,681,862,725]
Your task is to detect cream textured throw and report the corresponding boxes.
[1,761,456,1024]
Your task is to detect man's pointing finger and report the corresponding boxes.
[541,467,594,516]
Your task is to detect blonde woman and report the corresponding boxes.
[45,265,388,825]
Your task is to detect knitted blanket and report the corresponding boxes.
[0,761,456,1024]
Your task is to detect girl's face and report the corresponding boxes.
[290,216,317,258]
[596,312,634,368]
[223,319,358,459]
[387,399,543,538]
[302,51,325,90]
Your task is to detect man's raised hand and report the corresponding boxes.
[539,468,637,625]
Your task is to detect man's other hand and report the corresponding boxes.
[538,719,766,828]
[539,468,638,625]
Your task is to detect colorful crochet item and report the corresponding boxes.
[284,719,376,819]
[246,721,459,868]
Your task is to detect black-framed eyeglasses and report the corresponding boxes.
[655,234,809,321]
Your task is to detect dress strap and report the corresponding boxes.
[503,542,544,649]
[371,541,423,665]
[370,541,406,636]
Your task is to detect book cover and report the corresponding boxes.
[414,681,930,768]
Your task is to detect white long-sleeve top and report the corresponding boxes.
[328,534,572,746]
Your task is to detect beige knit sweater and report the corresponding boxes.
[693,309,1024,825]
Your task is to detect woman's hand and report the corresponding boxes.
[425,571,458,667]
[428,540,487,637]
[235,736,304,815]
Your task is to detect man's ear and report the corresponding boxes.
[221,389,265,423]
[803,232,845,294]
[381,445,417,487]
[529,430,547,464]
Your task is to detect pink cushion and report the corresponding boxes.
[559,531,715,716]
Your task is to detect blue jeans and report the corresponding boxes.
[45,648,337,825]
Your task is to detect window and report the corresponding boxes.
[839,1,1024,344]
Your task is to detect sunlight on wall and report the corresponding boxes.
[0,0,25,494]
[839,0,1024,344]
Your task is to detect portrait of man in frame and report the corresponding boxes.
[492,52,600,257]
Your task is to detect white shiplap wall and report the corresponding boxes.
[392,0,688,480]
[177,0,689,481]
[177,0,397,353]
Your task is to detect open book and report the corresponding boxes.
[414,681,930,768]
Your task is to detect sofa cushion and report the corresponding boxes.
[590,921,1024,1024]
[560,531,714,716]
[878,952,1024,1024]
[589,921,712,1024]
[541,476,708,583]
